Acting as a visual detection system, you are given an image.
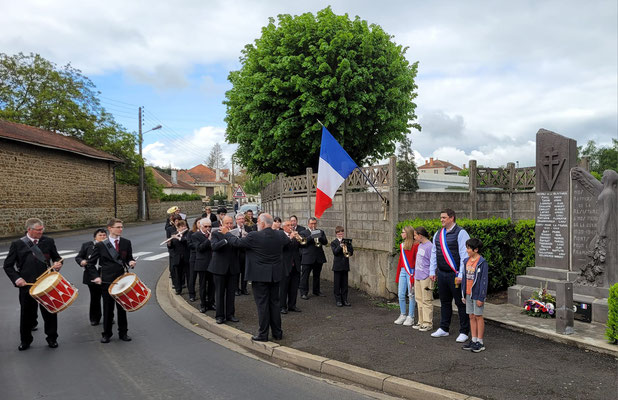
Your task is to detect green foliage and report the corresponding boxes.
[0,52,150,190]
[243,172,277,194]
[458,168,469,177]
[224,7,420,176]
[396,218,535,293]
[209,192,228,206]
[607,283,618,344]
[160,193,202,202]
[578,139,618,177]
[145,167,164,200]
[397,135,418,192]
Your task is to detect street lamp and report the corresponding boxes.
[138,111,162,221]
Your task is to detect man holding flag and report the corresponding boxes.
[429,209,470,343]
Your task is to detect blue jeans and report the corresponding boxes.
[398,269,415,317]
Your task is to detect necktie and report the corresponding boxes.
[114,239,119,252]
[33,239,38,245]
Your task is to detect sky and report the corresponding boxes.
[1,0,616,171]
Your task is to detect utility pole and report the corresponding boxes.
[138,106,144,221]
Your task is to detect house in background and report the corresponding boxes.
[177,164,233,201]
[150,168,197,195]
[418,157,464,175]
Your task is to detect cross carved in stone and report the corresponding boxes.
[541,147,566,191]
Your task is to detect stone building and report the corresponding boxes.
[177,164,233,202]
[150,168,197,195]
[0,120,123,237]
[419,157,463,175]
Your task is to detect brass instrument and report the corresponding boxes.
[341,238,352,258]
[310,230,322,247]
[292,231,307,245]
[314,237,322,248]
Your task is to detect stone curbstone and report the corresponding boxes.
[271,346,328,372]
[231,332,280,357]
[321,360,389,391]
[383,376,477,400]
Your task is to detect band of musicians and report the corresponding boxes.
[4,210,354,350]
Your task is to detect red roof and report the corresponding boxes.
[150,168,196,190]
[418,158,462,171]
[178,164,230,184]
[0,119,122,162]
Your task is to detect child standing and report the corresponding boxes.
[331,226,354,307]
[413,227,434,331]
[459,238,488,352]
[394,226,418,326]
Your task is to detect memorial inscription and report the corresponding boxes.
[571,181,599,270]
[537,191,568,260]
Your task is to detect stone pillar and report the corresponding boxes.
[342,178,348,234]
[388,156,398,252]
[278,173,284,218]
[306,167,313,221]
[555,281,574,335]
[508,162,515,220]
[469,160,478,219]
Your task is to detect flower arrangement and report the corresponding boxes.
[522,284,556,318]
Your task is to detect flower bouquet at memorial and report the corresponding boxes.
[522,284,556,318]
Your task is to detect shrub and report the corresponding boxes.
[607,283,618,344]
[160,193,202,202]
[396,218,535,293]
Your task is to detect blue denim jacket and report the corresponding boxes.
[459,256,488,301]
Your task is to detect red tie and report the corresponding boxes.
[33,239,38,245]
[114,239,119,252]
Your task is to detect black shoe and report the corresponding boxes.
[90,321,100,326]
[207,305,216,311]
[199,307,206,313]
[18,343,30,351]
[189,297,196,302]
[272,334,283,340]
[301,294,309,300]
[119,335,132,342]
[46,339,58,348]
[175,290,182,295]
[314,292,326,297]
[280,308,288,314]
[235,290,242,296]
[343,301,351,307]
[215,317,225,324]
[288,307,302,312]
[251,335,268,342]
[241,289,249,295]
[100,336,111,343]
[227,316,239,323]
[336,302,343,307]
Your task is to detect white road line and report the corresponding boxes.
[0,250,76,261]
[143,252,169,261]
[133,251,152,257]
[58,250,74,254]
[0,251,8,256]
[61,253,79,259]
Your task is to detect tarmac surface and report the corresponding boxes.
[178,276,618,400]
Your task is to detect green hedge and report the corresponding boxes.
[160,193,203,202]
[607,283,618,344]
[396,218,535,293]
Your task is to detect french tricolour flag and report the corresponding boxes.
[315,127,358,219]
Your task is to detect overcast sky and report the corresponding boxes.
[1,0,616,170]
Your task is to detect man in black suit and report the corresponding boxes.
[75,228,108,325]
[87,218,136,343]
[167,219,190,295]
[289,215,305,233]
[4,218,64,351]
[191,218,215,313]
[208,216,240,324]
[224,213,290,341]
[299,217,328,299]
[280,219,302,314]
[331,226,354,307]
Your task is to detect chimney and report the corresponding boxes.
[430,157,434,165]
[463,163,466,169]
[171,170,178,184]
[216,167,220,181]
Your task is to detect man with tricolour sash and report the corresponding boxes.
[429,208,471,343]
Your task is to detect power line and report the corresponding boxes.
[99,95,139,108]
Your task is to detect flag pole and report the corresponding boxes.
[316,119,388,204]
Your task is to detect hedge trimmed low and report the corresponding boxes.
[396,218,535,294]
[607,283,618,344]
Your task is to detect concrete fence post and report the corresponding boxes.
[469,160,478,219]
[507,162,515,220]
[306,167,313,221]
[388,156,398,252]
[556,281,575,335]
[278,173,284,217]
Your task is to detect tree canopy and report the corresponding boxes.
[206,143,227,169]
[397,135,419,192]
[0,52,141,185]
[578,139,618,180]
[224,7,420,176]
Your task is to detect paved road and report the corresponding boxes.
[0,222,384,400]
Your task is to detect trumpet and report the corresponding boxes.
[341,238,352,258]
[291,231,307,245]
[314,237,322,248]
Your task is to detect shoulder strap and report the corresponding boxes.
[20,236,47,265]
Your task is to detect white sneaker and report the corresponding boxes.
[412,324,421,329]
[455,333,469,343]
[394,314,406,325]
[431,328,449,337]
[419,324,432,332]
[403,316,414,326]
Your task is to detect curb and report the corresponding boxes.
[158,271,480,400]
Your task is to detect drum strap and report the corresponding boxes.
[20,236,48,266]
[103,238,125,268]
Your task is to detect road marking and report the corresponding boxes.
[61,252,79,259]
[143,252,168,261]
[58,250,74,254]
[0,251,8,256]
[133,251,152,257]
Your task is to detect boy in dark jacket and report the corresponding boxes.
[458,238,488,353]
[331,226,354,307]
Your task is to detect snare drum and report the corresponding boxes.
[29,271,79,314]
[108,273,151,312]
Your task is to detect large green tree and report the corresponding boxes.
[397,134,419,192]
[0,52,141,184]
[578,139,618,180]
[224,7,420,176]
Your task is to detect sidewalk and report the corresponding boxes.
[174,278,617,400]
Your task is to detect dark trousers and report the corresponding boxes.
[213,273,238,319]
[174,259,188,294]
[102,285,128,338]
[19,287,57,344]
[87,283,103,324]
[437,269,470,334]
[236,267,248,292]
[169,254,177,289]
[252,281,282,339]
[300,262,323,295]
[280,268,300,310]
[188,261,197,297]
[333,270,349,303]
[196,271,215,308]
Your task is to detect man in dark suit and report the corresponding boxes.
[299,217,328,299]
[75,228,108,325]
[280,219,302,314]
[224,213,290,341]
[4,218,64,351]
[289,215,305,233]
[234,213,250,295]
[331,226,354,307]
[87,218,136,343]
[208,216,240,324]
[191,218,215,313]
[167,219,190,295]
